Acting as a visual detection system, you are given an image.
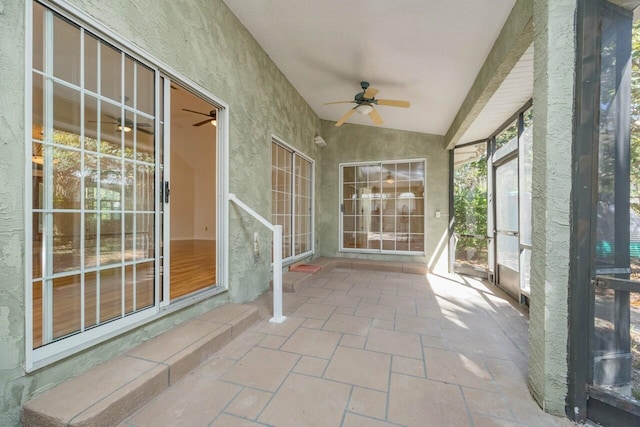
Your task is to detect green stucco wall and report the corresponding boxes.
[0,0,29,425]
[317,120,449,273]
[528,0,576,415]
[0,0,321,424]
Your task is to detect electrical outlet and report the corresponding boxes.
[253,232,260,258]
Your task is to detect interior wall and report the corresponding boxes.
[169,122,217,241]
[318,120,449,273]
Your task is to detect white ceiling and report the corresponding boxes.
[223,0,524,139]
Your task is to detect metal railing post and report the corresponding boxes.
[270,225,286,323]
[228,193,286,324]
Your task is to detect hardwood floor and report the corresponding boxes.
[32,239,216,348]
[170,239,217,300]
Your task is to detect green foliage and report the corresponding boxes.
[453,151,488,262]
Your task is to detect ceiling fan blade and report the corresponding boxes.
[324,100,354,105]
[182,108,212,117]
[335,108,357,127]
[137,127,154,135]
[193,118,213,127]
[363,87,379,98]
[375,99,410,108]
[369,107,384,126]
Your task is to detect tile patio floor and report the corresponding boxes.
[121,268,577,427]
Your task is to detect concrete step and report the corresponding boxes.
[22,303,259,427]
[274,257,428,293]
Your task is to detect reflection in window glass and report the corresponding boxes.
[31,4,156,350]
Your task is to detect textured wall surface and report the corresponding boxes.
[0,0,28,425]
[529,0,575,415]
[318,120,449,273]
[0,0,321,424]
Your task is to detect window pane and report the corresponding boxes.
[124,213,135,262]
[495,118,518,153]
[85,272,97,328]
[136,262,154,309]
[100,230,122,266]
[33,281,43,348]
[53,15,80,85]
[410,235,424,252]
[100,267,122,322]
[137,163,155,211]
[293,155,312,256]
[84,94,99,151]
[520,108,533,246]
[496,159,518,232]
[53,82,81,148]
[84,33,98,93]
[343,166,355,183]
[124,55,135,109]
[53,275,81,339]
[33,73,44,140]
[497,234,519,271]
[137,213,155,259]
[100,100,123,155]
[136,115,155,162]
[137,63,155,115]
[33,3,45,72]
[124,161,135,211]
[100,43,122,102]
[85,213,97,268]
[520,248,531,293]
[52,213,81,273]
[52,146,82,209]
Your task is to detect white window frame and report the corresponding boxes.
[25,0,230,371]
[338,158,427,256]
[271,135,315,265]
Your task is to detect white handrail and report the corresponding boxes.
[229,193,286,324]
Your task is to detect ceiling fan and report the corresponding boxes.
[182,108,217,127]
[325,81,410,127]
[89,114,153,135]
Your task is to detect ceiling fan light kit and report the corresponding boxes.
[356,104,373,115]
[325,81,410,127]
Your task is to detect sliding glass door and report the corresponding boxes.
[28,1,225,368]
[340,159,425,254]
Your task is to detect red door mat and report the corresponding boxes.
[289,264,322,274]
